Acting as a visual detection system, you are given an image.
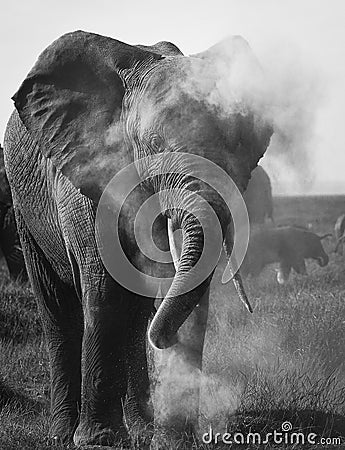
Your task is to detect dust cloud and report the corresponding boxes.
[152,336,242,434]
[185,36,324,195]
[258,43,325,194]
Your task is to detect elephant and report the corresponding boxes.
[3,31,272,447]
[0,144,27,281]
[334,214,345,254]
[243,165,273,224]
[241,225,330,284]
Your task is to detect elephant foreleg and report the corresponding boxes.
[73,275,130,448]
[293,259,307,275]
[123,296,154,446]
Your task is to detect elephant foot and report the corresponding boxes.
[79,447,126,450]
[150,432,196,450]
[123,402,154,448]
[128,421,154,449]
[47,434,76,448]
[73,424,131,449]
[48,414,79,448]
[75,441,131,450]
[150,422,197,450]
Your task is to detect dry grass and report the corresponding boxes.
[1,195,345,449]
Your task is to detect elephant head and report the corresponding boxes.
[13,31,272,349]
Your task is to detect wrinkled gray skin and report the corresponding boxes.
[0,146,27,281]
[243,165,273,224]
[4,31,272,447]
[334,214,345,255]
[241,225,329,284]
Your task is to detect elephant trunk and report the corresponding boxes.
[148,211,212,350]
[148,180,225,350]
[147,170,253,349]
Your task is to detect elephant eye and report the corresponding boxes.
[142,130,164,151]
[148,132,165,151]
[151,135,162,149]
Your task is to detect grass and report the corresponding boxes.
[1,195,345,449]
[0,273,52,450]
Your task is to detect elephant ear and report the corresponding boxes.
[136,41,183,56]
[12,30,163,201]
[191,35,252,60]
[192,36,273,174]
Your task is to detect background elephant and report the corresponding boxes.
[243,165,273,224]
[4,31,272,447]
[241,225,330,284]
[0,144,27,281]
[334,213,345,254]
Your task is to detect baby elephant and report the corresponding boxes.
[241,225,330,284]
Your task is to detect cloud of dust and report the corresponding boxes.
[152,344,242,434]
[150,286,292,435]
[256,42,326,194]
[183,36,325,194]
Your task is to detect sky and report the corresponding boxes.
[0,0,344,195]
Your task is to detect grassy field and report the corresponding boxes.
[1,195,345,449]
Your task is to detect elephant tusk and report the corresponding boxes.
[222,258,253,313]
[222,228,253,313]
[233,270,253,313]
[167,218,182,271]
